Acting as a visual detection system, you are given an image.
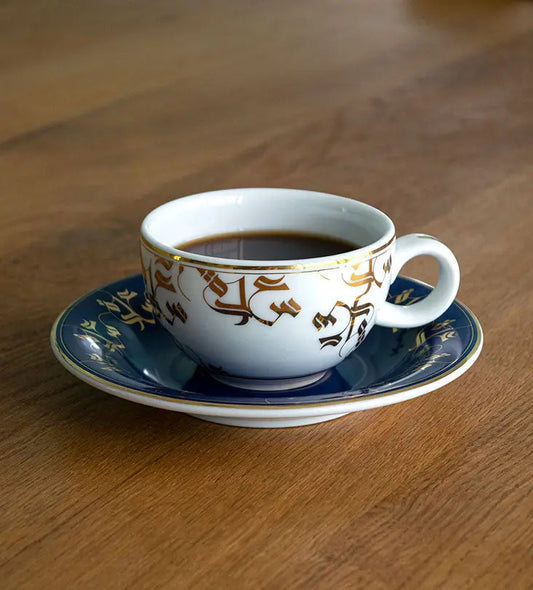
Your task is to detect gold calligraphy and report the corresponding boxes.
[96,288,156,331]
[388,287,424,333]
[143,257,188,325]
[409,319,456,355]
[313,255,392,353]
[342,255,391,289]
[198,269,301,326]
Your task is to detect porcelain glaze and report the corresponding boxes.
[140,189,460,388]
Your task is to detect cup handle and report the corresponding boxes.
[375,234,460,328]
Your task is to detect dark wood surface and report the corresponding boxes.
[1,1,532,588]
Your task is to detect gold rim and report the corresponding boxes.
[140,234,396,271]
[51,297,483,411]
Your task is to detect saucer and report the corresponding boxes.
[51,274,483,428]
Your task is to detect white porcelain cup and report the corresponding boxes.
[140,188,460,390]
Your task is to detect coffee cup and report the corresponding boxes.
[140,188,459,390]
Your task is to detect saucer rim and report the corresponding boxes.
[50,276,483,418]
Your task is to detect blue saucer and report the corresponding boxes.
[51,274,482,428]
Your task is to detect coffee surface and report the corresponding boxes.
[177,231,358,261]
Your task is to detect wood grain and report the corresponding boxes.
[1,1,532,588]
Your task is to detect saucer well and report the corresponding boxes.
[51,274,483,428]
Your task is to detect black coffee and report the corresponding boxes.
[176,231,358,261]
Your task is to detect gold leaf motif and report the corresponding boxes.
[390,288,425,333]
[104,341,125,352]
[117,289,137,302]
[78,286,158,371]
[438,331,455,342]
[415,352,451,372]
[412,330,427,350]
[96,291,156,330]
[432,320,454,330]
[408,320,457,353]
[417,343,431,357]
[141,299,154,314]
[106,326,121,338]
[390,289,415,305]
[97,299,121,313]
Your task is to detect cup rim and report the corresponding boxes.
[141,188,396,270]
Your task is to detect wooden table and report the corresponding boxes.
[1,1,532,588]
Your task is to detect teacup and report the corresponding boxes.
[140,188,459,390]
